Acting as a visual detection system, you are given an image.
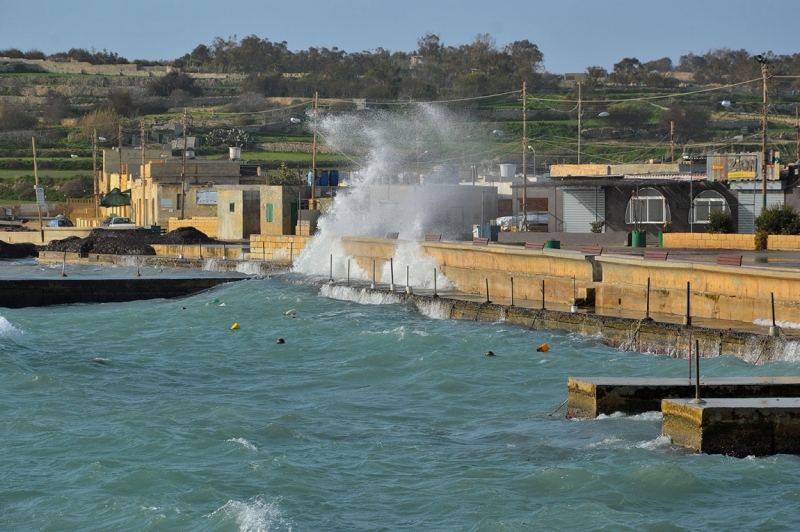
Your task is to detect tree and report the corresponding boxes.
[658,103,710,142]
[42,91,70,123]
[609,57,645,85]
[270,163,303,186]
[585,66,607,86]
[104,89,138,117]
[147,71,201,97]
[605,103,652,129]
[644,57,673,73]
[0,105,37,131]
[60,178,94,198]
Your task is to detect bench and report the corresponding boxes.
[424,233,442,242]
[643,250,669,261]
[386,232,399,239]
[472,237,489,246]
[717,254,742,266]
[524,242,545,250]
[580,245,603,255]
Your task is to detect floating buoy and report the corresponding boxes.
[485,350,495,357]
[211,299,219,304]
[276,338,285,344]
[536,343,549,352]
[231,323,240,330]
[285,309,297,316]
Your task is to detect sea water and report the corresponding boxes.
[3,262,800,531]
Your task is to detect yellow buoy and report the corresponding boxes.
[231,323,240,330]
[536,343,549,352]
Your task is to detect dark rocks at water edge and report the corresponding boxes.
[44,227,221,256]
[0,240,39,259]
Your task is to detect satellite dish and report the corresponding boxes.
[722,100,732,107]
[598,112,610,118]
[290,117,302,124]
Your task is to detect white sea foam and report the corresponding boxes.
[414,298,453,320]
[635,435,673,451]
[585,437,623,449]
[319,283,404,305]
[227,438,258,452]
[209,497,292,532]
[628,411,663,422]
[0,316,23,342]
[235,261,266,276]
[754,318,800,330]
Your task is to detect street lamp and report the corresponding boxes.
[755,54,770,211]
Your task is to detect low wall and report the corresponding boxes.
[168,217,218,238]
[768,235,800,251]
[0,227,94,245]
[340,238,597,306]
[596,254,800,323]
[249,235,310,261]
[151,244,248,260]
[662,233,755,250]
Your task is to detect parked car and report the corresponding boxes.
[46,217,74,227]
[103,216,136,228]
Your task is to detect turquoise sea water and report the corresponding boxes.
[3,262,800,531]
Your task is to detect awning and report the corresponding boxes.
[100,188,131,207]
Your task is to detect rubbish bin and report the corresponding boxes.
[544,240,560,249]
[631,230,647,248]
[658,230,664,248]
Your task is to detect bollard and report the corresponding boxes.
[485,279,491,304]
[510,277,514,307]
[683,281,691,326]
[769,292,779,336]
[389,258,395,292]
[689,338,705,404]
[541,279,545,310]
[371,260,376,290]
[570,275,578,313]
[199,244,203,260]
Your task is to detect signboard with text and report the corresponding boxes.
[707,153,777,181]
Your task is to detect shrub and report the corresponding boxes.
[754,230,768,250]
[706,211,735,234]
[0,105,37,131]
[754,204,800,235]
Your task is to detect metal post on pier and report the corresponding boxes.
[433,268,438,298]
[347,259,350,286]
[541,279,545,310]
[645,277,651,319]
[329,254,334,284]
[61,250,67,278]
[769,292,779,336]
[690,338,705,404]
[510,277,514,307]
[389,258,395,292]
[683,281,691,326]
[371,260,376,290]
[485,279,491,304]
[406,265,412,294]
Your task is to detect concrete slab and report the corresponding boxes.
[567,377,800,418]
[662,398,800,456]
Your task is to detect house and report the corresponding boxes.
[216,185,310,240]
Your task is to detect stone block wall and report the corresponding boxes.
[168,217,218,238]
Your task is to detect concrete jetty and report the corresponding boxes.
[0,278,243,308]
[662,398,800,456]
[567,377,800,418]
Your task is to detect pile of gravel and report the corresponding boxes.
[0,240,39,259]
[44,227,221,256]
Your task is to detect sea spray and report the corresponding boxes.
[293,104,476,285]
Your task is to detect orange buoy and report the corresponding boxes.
[536,343,549,352]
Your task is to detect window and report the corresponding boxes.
[692,190,729,223]
[229,202,235,213]
[265,203,273,222]
[625,188,671,224]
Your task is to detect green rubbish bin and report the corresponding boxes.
[544,240,561,249]
[658,230,664,248]
[631,230,647,248]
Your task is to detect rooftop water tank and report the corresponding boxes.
[499,164,516,179]
[229,146,241,160]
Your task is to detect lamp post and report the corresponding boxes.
[756,54,770,211]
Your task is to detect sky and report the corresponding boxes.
[1,0,798,74]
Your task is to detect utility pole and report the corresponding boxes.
[795,108,799,163]
[181,108,188,220]
[311,92,318,210]
[92,129,98,218]
[521,82,527,231]
[31,137,44,242]
[141,119,146,227]
[116,123,122,195]
[577,81,581,165]
[758,55,770,211]
[670,121,675,164]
